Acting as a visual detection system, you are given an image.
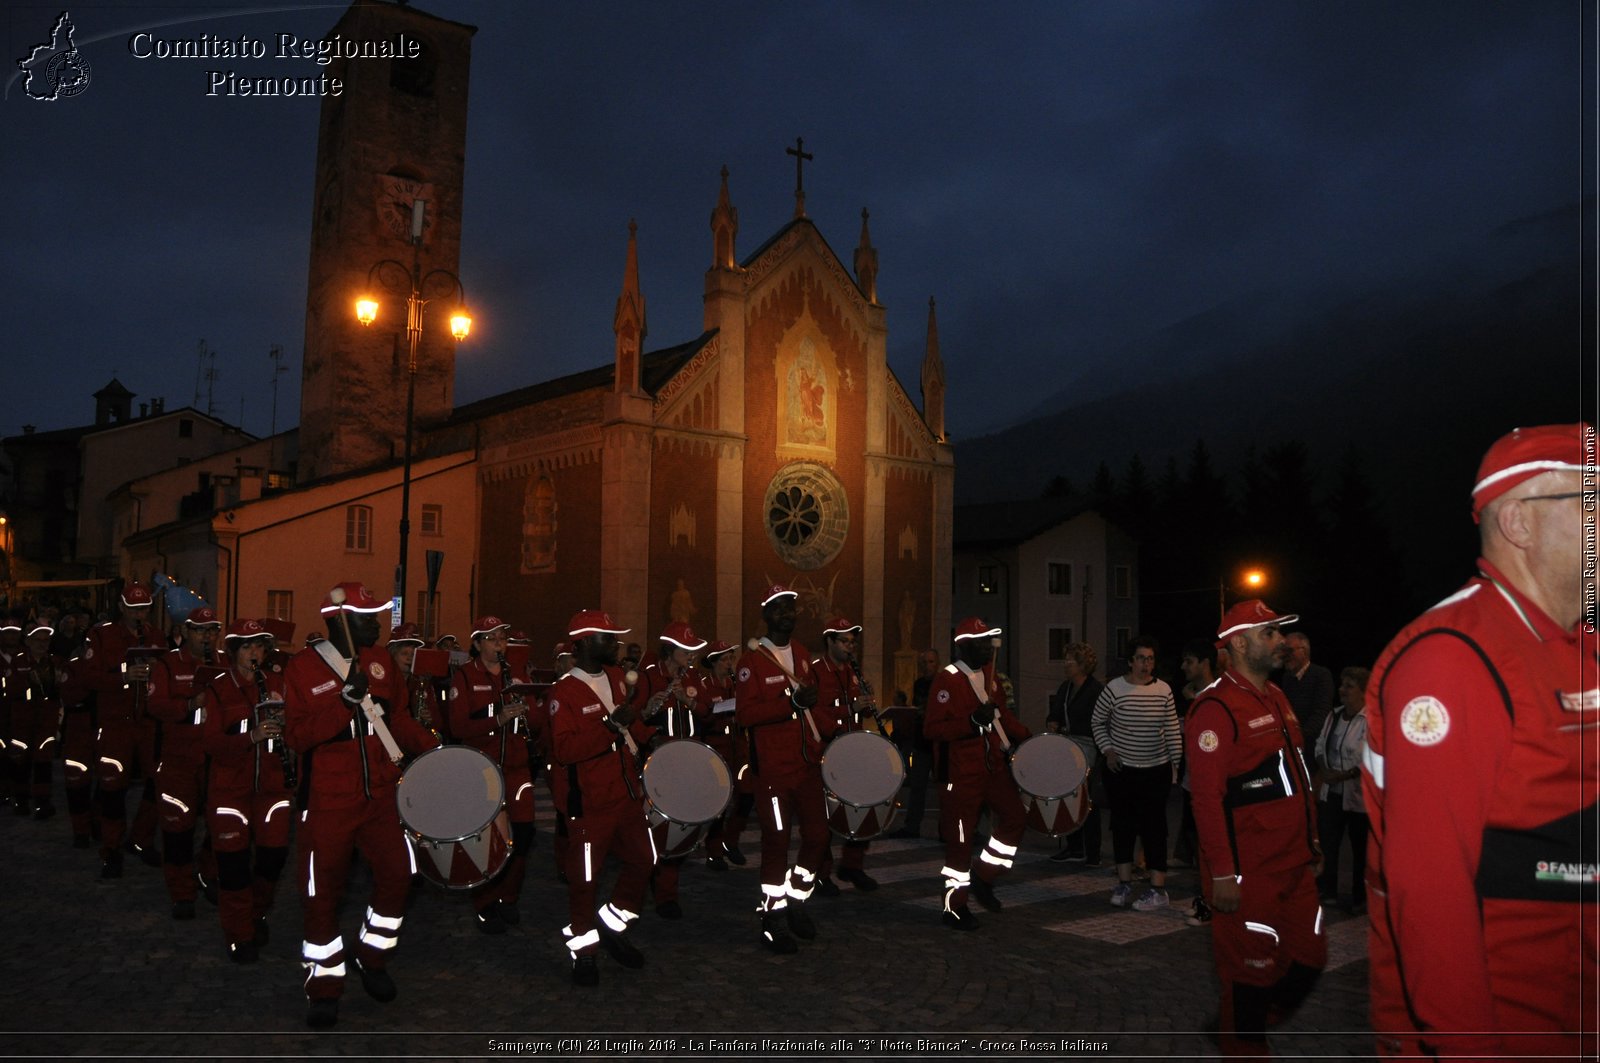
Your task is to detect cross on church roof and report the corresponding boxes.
[786,136,813,219]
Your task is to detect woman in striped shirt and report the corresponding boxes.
[1092,635,1182,910]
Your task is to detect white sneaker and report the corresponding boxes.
[1110,882,1133,907]
[1132,887,1169,911]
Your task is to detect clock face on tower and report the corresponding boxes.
[376,175,433,242]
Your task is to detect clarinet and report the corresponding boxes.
[847,658,882,731]
[256,670,296,791]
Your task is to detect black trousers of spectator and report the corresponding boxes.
[1315,798,1368,905]
[1104,763,1171,871]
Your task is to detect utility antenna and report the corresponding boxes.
[204,350,219,417]
[192,339,209,406]
[268,344,287,437]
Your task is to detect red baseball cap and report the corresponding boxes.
[388,622,425,646]
[26,623,54,639]
[471,615,511,639]
[319,582,388,616]
[702,639,735,659]
[258,618,295,643]
[1471,423,1594,521]
[508,629,531,644]
[120,582,154,608]
[568,609,630,638]
[184,606,221,628]
[1217,599,1300,642]
[824,616,862,635]
[553,641,573,658]
[224,618,270,643]
[658,621,707,651]
[760,583,798,606]
[954,617,1002,642]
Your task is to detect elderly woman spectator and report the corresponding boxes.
[1314,666,1371,914]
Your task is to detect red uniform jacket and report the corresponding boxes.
[448,657,531,771]
[810,655,868,739]
[1185,670,1319,881]
[1364,560,1596,1057]
[546,666,655,816]
[74,621,164,725]
[923,662,1029,781]
[282,644,436,810]
[147,647,223,763]
[629,661,711,740]
[203,666,291,799]
[735,639,819,775]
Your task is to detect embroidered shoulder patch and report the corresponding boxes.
[312,680,338,696]
[582,704,604,715]
[1197,729,1219,753]
[1246,714,1274,729]
[548,699,559,714]
[737,667,751,683]
[936,689,951,703]
[368,662,386,681]
[1399,696,1450,746]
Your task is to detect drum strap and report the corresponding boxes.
[312,642,403,764]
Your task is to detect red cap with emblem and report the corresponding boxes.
[388,622,425,646]
[953,617,1002,642]
[1216,599,1300,642]
[224,618,270,643]
[120,581,154,608]
[258,618,295,644]
[508,629,530,644]
[760,583,798,606]
[702,639,735,659]
[471,615,511,640]
[824,616,862,636]
[567,609,630,638]
[1471,423,1594,521]
[658,621,707,651]
[184,606,221,628]
[319,582,388,616]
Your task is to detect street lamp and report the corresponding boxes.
[1219,567,1269,622]
[354,199,471,624]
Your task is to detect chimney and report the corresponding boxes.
[139,403,149,418]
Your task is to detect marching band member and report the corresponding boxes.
[385,623,439,736]
[448,615,537,934]
[20,622,63,819]
[283,582,439,1029]
[201,619,293,962]
[0,611,28,812]
[548,640,574,884]
[698,640,746,871]
[546,610,658,986]
[735,584,828,954]
[79,582,165,880]
[146,606,223,918]
[812,617,880,892]
[57,621,99,848]
[923,617,1031,930]
[629,620,711,918]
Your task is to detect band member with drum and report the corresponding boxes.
[698,640,746,871]
[923,617,1031,929]
[386,624,439,738]
[812,617,880,892]
[736,584,829,954]
[19,622,64,819]
[627,620,711,918]
[1188,600,1324,1057]
[202,618,293,962]
[283,582,439,1029]
[78,582,165,880]
[448,616,537,935]
[546,610,658,986]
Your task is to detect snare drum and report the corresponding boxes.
[1009,732,1091,837]
[641,739,732,859]
[397,745,511,890]
[820,730,905,840]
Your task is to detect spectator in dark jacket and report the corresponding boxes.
[1045,642,1105,864]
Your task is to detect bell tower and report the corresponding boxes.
[298,1,477,480]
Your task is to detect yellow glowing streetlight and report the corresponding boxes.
[1219,566,1269,622]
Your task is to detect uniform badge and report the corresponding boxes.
[368,662,386,681]
[1197,729,1219,753]
[548,699,560,714]
[686,686,698,698]
[936,689,951,703]
[1399,696,1450,746]
[737,667,751,683]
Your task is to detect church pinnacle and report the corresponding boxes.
[613,219,647,395]
[922,297,946,442]
[710,165,739,270]
[854,207,879,304]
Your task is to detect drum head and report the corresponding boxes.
[821,731,906,807]
[397,745,505,842]
[1010,733,1087,800]
[642,740,731,824]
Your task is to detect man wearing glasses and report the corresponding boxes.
[1365,423,1595,1060]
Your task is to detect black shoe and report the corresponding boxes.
[815,876,841,898]
[475,907,507,935]
[784,901,816,941]
[495,901,520,927]
[196,870,218,906]
[73,833,92,850]
[305,998,339,1029]
[942,906,980,931]
[656,900,683,920]
[571,954,599,986]
[351,955,397,1003]
[969,877,1003,913]
[99,851,123,881]
[722,843,746,867]
[171,900,196,920]
[598,924,645,968]
[32,801,56,821]
[228,940,259,964]
[705,854,728,872]
[760,913,797,954]
[253,917,271,949]
[837,868,879,892]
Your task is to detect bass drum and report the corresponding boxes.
[397,745,511,890]
[641,739,732,859]
[820,730,905,840]
[1009,732,1091,837]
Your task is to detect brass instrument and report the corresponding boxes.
[412,676,436,734]
[255,669,296,791]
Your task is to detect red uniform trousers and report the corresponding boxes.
[297,794,414,1002]
[129,715,163,849]
[19,683,60,805]
[60,704,96,840]
[754,766,831,911]
[563,799,655,958]
[939,768,1027,911]
[706,729,753,854]
[94,715,141,854]
[475,765,535,914]
[156,722,208,903]
[209,788,293,948]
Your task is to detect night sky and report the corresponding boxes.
[0,1,1584,445]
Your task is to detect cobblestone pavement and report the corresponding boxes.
[0,776,1373,1062]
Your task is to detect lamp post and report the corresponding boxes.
[355,199,470,624]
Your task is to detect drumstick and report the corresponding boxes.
[746,639,822,744]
